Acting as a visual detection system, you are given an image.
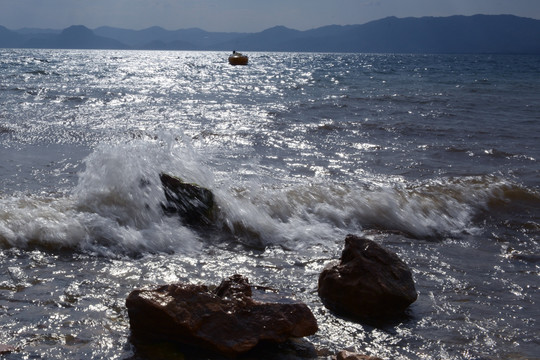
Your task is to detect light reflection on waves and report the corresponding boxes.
[1,232,537,359]
[1,140,532,254]
[2,50,310,149]
[3,50,538,190]
[1,49,539,359]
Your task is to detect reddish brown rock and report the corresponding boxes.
[0,344,18,354]
[318,234,417,320]
[335,350,383,360]
[126,275,318,357]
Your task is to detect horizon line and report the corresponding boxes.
[5,13,539,33]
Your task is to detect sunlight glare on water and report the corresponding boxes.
[0,49,539,359]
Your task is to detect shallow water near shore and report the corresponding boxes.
[1,49,539,359]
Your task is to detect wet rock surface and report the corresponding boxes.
[318,234,417,320]
[126,275,318,357]
[334,350,383,360]
[0,344,18,354]
[160,173,215,226]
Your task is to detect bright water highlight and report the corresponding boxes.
[1,49,539,359]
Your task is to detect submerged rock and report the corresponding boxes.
[318,234,417,320]
[126,274,318,357]
[159,173,215,226]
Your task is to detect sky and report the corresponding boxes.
[1,0,539,32]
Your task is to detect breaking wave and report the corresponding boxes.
[0,140,535,255]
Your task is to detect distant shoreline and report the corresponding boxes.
[2,15,540,54]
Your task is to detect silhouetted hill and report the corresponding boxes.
[94,26,246,50]
[320,15,540,53]
[27,25,128,49]
[57,25,127,49]
[1,15,539,53]
[211,26,303,51]
[0,25,22,47]
[16,28,60,35]
[95,26,193,48]
[0,25,127,49]
[220,15,540,53]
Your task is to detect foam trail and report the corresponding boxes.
[212,175,524,248]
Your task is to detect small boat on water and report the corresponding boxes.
[228,51,248,65]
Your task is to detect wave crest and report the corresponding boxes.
[2,140,536,255]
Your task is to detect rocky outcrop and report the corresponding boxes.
[126,275,318,357]
[318,234,417,320]
[159,173,215,226]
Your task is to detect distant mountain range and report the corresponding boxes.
[1,15,540,54]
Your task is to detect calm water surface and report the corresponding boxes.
[0,50,539,359]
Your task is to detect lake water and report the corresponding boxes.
[1,49,539,359]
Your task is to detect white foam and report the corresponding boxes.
[0,138,514,255]
[0,139,207,256]
[213,176,500,247]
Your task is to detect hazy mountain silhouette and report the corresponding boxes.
[1,15,539,53]
[2,25,127,49]
[26,25,128,49]
[0,25,23,48]
[15,28,61,35]
[94,26,244,49]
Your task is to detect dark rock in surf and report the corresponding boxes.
[318,234,417,320]
[126,274,318,357]
[159,173,215,226]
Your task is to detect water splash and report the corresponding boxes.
[2,138,530,255]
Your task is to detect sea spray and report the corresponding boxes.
[73,142,167,229]
[213,175,528,247]
[72,140,209,255]
[0,140,208,255]
[0,194,85,249]
[1,139,529,254]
